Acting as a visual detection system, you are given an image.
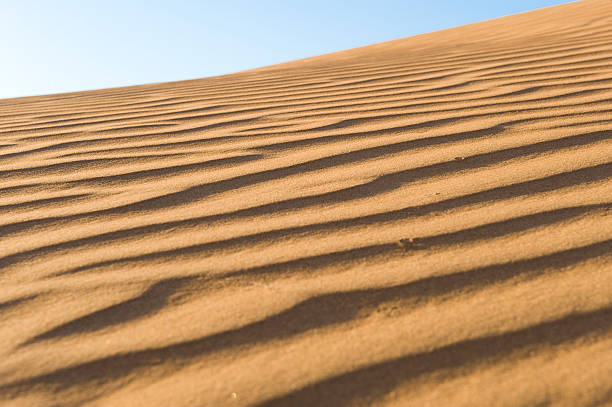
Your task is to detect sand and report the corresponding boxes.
[1,0,611,405]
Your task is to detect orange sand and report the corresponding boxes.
[1,1,611,406]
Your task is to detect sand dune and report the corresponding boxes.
[1,1,612,405]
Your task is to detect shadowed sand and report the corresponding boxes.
[1,1,612,406]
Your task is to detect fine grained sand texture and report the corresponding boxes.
[1,1,612,406]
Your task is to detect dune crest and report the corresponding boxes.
[1,0,612,405]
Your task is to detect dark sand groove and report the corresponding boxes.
[56,204,609,278]
[260,306,612,407]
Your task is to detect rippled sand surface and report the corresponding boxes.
[1,1,611,406]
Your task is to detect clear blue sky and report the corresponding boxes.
[1,0,570,99]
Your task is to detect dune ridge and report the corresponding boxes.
[1,0,612,405]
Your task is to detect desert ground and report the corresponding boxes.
[1,0,611,405]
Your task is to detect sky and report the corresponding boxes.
[1,0,571,99]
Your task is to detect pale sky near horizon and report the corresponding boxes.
[1,0,570,99]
